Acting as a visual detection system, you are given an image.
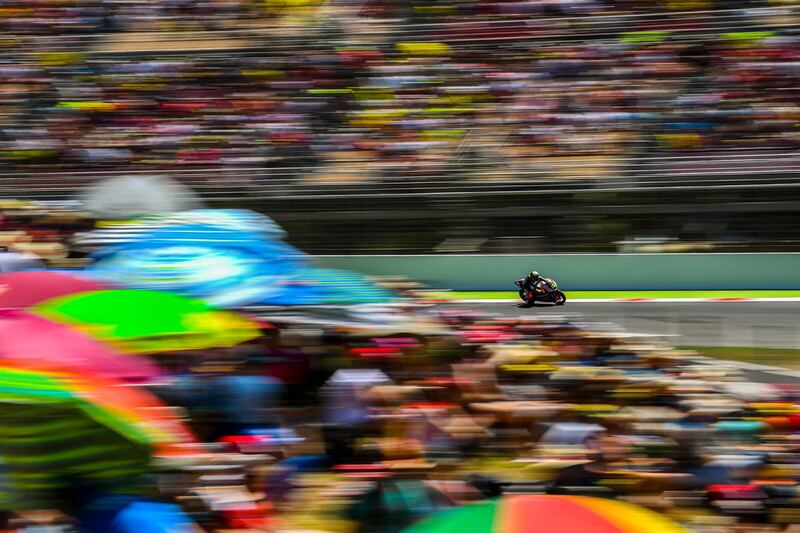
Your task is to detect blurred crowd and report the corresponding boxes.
[1,204,800,530]
[11,303,800,531]
[0,201,91,267]
[1,1,799,188]
[264,308,800,533]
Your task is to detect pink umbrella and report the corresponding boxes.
[0,310,164,383]
[0,271,114,309]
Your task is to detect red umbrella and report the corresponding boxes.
[0,309,163,382]
[0,271,114,309]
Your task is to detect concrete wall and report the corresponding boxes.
[317,253,800,291]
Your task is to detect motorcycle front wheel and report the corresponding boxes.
[553,291,567,305]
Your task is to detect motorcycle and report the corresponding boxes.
[514,278,567,306]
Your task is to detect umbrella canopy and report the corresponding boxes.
[0,366,193,447]
[92,244,285,306]
[74,206,393,306]
[0,366,195,511]
[89,224,305,307]
[404,495,690,533]
[33,289,261,354]
[79,175,204,220]
[88,219,392,307]
[0,271,114,309]
[0,310,163,382]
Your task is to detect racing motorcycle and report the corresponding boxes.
[514,278,567,306]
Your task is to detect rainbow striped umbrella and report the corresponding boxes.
[0,365,194,448]
[404,495,689,533]
[0,366,196,510]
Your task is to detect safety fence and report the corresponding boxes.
[3,149,800,200]
[2,5,800,52]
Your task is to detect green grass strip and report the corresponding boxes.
[424,290,800,300]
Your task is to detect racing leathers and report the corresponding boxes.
[523,275,548,295]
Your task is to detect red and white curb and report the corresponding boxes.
[434,297,800,304]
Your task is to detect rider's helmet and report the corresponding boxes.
[528,271,541,280]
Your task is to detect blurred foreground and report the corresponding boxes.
[3,288,800,532]
[0,207,798,533]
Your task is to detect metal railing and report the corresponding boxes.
[3,149,800,200]
[1,5,799,55]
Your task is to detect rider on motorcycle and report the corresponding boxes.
[516,271,565,305]
[523,271,547,295]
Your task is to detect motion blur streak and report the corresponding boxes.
[0,1,798,532]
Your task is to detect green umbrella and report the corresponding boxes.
[33,289,261,354]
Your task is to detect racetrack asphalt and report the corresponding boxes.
[442,300,800,383]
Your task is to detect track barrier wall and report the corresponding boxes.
[317,253,800,291]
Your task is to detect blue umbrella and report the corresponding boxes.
[90,228,301,308]
[89,220,392,307]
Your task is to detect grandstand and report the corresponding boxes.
[1,0,799,253]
